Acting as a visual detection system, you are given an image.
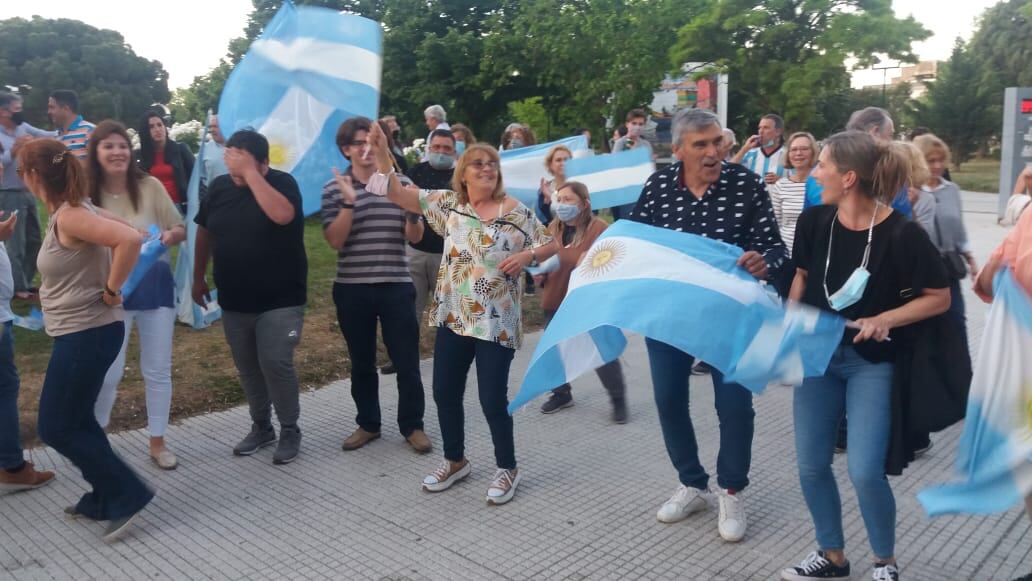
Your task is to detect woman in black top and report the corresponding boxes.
[135,110,195,215]
[779,131,949,581]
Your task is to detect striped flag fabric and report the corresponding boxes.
[918,269,1032,516]
[217,1,382,216]
[499,135,590,208]
[563,147,655,210]
[508,220,845,412]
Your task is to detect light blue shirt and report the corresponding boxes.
[0,122,58,190]
[203,141,229,186]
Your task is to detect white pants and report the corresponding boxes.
[95,307,176,437]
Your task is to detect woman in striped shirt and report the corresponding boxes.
[769,132,818,258]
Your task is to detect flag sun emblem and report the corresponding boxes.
[579,240,625,278]
[268,141,298,170]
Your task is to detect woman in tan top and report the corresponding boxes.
[18,138,152,542]
[87,120,185,470]
[533,181,628,422]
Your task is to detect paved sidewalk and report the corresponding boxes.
[2,193,1030,580]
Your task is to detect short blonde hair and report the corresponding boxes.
[912,133,951,167]
[784,132,819,169]
[544,145,573,171]
[452,143,506,205]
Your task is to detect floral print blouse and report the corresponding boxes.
[419,189,552,350]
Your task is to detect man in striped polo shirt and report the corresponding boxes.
[321,116,430,455]
[47,90,95,160]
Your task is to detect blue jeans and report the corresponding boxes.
[37,322,153,520]
[0,322,23,469]
[433,327,516,469]
[645,338,754,491]
[794,345,895,559]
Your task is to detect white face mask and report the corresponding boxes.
[823,203,880,311]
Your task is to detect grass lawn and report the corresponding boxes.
[951,158,1002,193]
[14,215,546,448]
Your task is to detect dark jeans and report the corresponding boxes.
[946,279,968,347]
[37,322,153,520]
[433,326,516,469]
[543,309,625,402]
[333,282,424,436]
[645,338,754,491]
[0,322,23,469]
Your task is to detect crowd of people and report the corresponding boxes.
[0,88,1030,581]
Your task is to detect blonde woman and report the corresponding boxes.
[368,122,556,505]
[535,144,573,224]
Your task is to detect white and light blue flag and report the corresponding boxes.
[564,148,654,210]
[508,220,845,412]
[499,135,590,208]
[217,1,382,216]
[919,269,1032,516]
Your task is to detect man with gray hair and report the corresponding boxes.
[0,92,55,298]
[422,104,450,160]
[732,113,786,185]
[630,107,786,544]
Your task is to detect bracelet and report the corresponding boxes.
[104,285,121,297]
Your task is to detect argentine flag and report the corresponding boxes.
[564,148,654,210]
[499,135,590,208]
[919,269,1032,516]
[217,1,382,216]
[508,220,845,412]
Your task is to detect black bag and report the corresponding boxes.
[941,250,967,280]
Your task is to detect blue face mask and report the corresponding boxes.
[554,202,582,223]
[455,141,466,154]
[427,152,455,170]
[823,203,879,311]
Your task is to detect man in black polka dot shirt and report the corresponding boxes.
[630,108,785,544]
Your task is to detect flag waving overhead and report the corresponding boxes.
[217,1,382,216]
[508,220,845,412]
[918,269,1032,516]
[499,136,590,208]
[564,148,654,210]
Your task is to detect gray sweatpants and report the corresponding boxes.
[222,306,304,429]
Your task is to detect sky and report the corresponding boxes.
[8,0,1005,91]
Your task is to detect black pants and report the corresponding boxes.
[333,282,424,436]
[433,326,516,469]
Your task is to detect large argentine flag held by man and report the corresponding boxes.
[508,220,845,412]
[499,136,590,208]
[564,148,654,210]
[919,269,1032,516]
[218,1,381,216]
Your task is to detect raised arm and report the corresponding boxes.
[323,169,357,251]
[225,148,296,225]
[369,122,422,213]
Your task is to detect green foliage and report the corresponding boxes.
[170,62,232,124]
[911,39,999,169]
[967,0,1032,89]
[671,0,929,138]
[0,17,170,127]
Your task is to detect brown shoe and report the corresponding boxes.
[0,462,56,493]
[406,430,432,454]
[341,428,380,451]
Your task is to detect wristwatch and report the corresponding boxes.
[529,248,539,267]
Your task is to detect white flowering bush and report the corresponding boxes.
[126,127,141,151]
[403,138,425,167]
[170,120,203,153]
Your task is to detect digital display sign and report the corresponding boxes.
[1023,99,1032,114]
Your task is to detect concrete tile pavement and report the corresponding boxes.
[2,192,1029,580]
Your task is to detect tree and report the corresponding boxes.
[0,17,170,127]
[967,0,1032,89]
[910,39,998,169]
[670,0,929,139]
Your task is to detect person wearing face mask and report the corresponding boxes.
[534,145,572,224]
[87,121,186,470]
[781,131,950,581]
[404,129,454,327]
[0,92,55,299]
[612,109,655,221]
[732,113,786,186]
[500,123,536,151]
[135,109,195,215]
[449,123,476,156]
[534,181,628,422]
[321,117,430,456]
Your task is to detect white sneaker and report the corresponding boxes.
[486,468,521,505]
[656,484,710,523]
[715,488,747,542]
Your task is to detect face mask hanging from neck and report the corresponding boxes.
[823,203,880,311]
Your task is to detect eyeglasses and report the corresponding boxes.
[468,160,499,170]
[349,140,369,147]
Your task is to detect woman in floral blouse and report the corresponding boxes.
[367,122,556,505]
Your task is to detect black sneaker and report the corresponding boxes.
[873,562,899,581]
[273,426,301,465]
[540,390,573,414]
[233,424,276,456]
[611,398,628,424]
[781,551,851,580]
[380,364,396,375]
[691,362,712,375]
